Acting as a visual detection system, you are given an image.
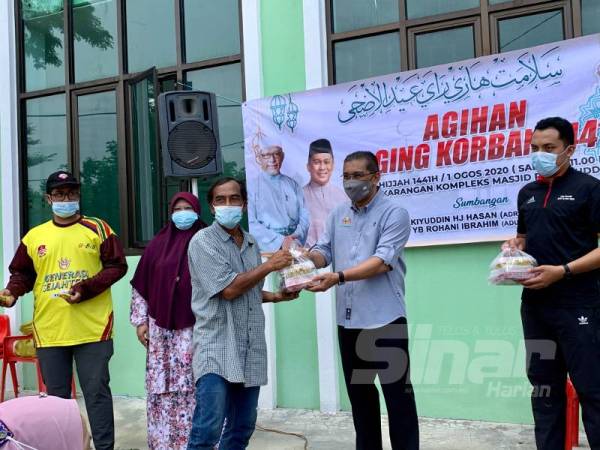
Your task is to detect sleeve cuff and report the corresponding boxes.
[373,249,395,267]
[206,271,239,299]
[312,248,332,266]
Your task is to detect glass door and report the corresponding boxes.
[128,68,162,246]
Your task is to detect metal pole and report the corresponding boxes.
[191,178,198,196]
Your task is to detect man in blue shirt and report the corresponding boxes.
[307,151,418,450]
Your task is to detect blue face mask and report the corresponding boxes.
[214,206,243,229]
[52,201,79,218]
[172,210,198,230]
[531,149,569,177]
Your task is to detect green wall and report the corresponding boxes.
[261,0,320,410]
[259,0,534,424]
[405,243,531,423]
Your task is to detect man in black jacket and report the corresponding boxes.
[505,117,600,450]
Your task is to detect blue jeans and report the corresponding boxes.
[187,373,260,450]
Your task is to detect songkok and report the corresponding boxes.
[308,138,333,158]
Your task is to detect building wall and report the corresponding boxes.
[257,0,533,424]
[2,0,570,425]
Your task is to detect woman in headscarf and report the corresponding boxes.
[0,394,90,450]
[130,192,205,450]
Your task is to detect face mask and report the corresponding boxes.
[172,210,198,230]
[214,206,243,229]
[52,201,79,218]
[531,149,569,177]
[343,180,373,203]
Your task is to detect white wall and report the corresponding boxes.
[0,0,22,330]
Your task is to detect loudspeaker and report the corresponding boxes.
[158,91,222,177]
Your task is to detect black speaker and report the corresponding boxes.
[158,91,222,177]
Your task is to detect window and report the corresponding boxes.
[332,0,399,33]
[184,0,240,63]
[496,10,564,53]
[406,0,478,20]
[76,90,120,235]
[25,94,67,227]
[17,0,244,250]
[334,33,401,84]
[327,0,578,84]
[73,0,118,82]
[22,0,65,92]
[581,0,600,36]
[126,0,176,72]
[413,23,477,69]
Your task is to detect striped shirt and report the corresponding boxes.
[188,222,267,387]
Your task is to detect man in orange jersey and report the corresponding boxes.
[0,171,127,450]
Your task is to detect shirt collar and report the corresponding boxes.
[260,170,281,182]
[351,188,383,213]
[536,166,574,184]
[211,221,255,247]
[52,215,82,228]
[308,180,327,190]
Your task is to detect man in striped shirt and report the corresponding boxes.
[187,177,297,450]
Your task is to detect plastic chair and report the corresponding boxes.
[565,378,580,450]
[0,328,76,402]
[0,315,18,400]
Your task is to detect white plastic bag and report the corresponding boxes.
[488,247,537,285]
[276,241,318,292]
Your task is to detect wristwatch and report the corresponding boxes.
[563,264,573,279]
[337,271,346,285]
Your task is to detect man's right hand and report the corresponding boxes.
[502,236,526,251]
[0,289,16,308]
[268,250,293,271]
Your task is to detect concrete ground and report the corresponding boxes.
[4,392,590,449]
[96,396,591,450]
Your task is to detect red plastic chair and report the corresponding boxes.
[0,316,18,400]
[565,378,580,450]
[0,316,76,402]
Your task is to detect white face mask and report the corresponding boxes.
[52,201,79,218]
[214,206,243,229]
[531,149,569,177]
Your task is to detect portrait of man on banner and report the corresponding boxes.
[303,138,347,247]
[248,132,309,253]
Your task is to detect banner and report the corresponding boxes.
[243,34,600,249]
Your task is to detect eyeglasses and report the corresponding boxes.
[341,171,377,181]
[50,191,80,201]
[258,151,283,161]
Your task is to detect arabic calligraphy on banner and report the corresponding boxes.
[243,34,600,247]
[337,47,563,124]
